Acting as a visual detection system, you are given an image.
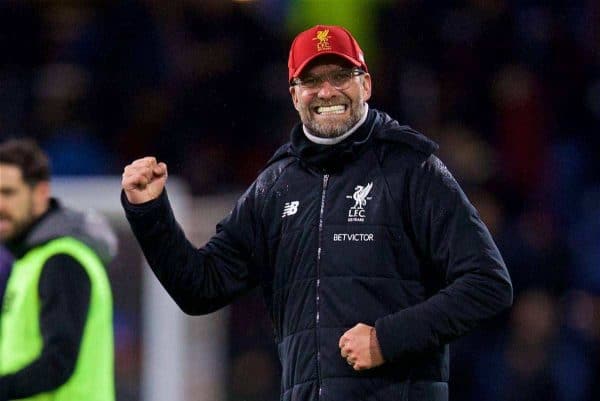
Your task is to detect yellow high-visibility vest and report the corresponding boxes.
[0,237,114,401]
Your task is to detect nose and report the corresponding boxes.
[317,80,338,99]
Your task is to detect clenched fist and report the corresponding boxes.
[122,157,168,204]
[339,323,385,371]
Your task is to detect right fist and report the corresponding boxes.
[122,157,168,204]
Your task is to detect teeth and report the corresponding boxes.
[317,105,345,114]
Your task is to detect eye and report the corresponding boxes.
[330,70,352,86]
[301,76,320,88]
[0,187,17,196]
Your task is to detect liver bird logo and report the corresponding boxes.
[313,29,332,51]
[348,182,373,210]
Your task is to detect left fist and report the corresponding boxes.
[338,323,385,371]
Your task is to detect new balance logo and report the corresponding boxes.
[282,201,300,218]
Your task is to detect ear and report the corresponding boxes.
[362,73,372,102]
[289,85,301,111]
[31,181,50,217]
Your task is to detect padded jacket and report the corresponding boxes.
[123,108,513,401]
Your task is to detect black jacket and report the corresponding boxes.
[123,108,512,401]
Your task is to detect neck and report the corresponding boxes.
[303,103,369,145]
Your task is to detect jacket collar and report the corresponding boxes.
[264,108,438,170]
[288,108,379,172]
[375,112,438,155]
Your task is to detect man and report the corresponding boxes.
[0,139,115,401]
[121,25,512,400]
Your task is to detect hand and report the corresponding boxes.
[339,323,385,371]
[122,157,168,204]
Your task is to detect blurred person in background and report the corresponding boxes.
[121,25,512,401]
[0,138,116,401]
[473,289,560,401]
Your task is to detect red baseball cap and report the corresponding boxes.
[288,25,368,83]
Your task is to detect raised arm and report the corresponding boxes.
[121,157,259,315]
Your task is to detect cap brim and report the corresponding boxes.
[291,51,363,83]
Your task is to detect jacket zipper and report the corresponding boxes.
[316,173,329,400]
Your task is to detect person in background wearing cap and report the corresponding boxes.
[121,25,512,401]
[0,138,116,401]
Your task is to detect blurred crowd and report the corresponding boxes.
[1,1,599,400]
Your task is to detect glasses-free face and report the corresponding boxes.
[0,164,49,242]
[291,68,366,91]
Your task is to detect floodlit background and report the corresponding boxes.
[1,1,600,400]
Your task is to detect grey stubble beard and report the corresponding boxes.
[300,94,366,138]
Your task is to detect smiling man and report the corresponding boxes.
[290,57,370,139]
[121,25,513,401]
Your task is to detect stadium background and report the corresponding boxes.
[1,1,599,400]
